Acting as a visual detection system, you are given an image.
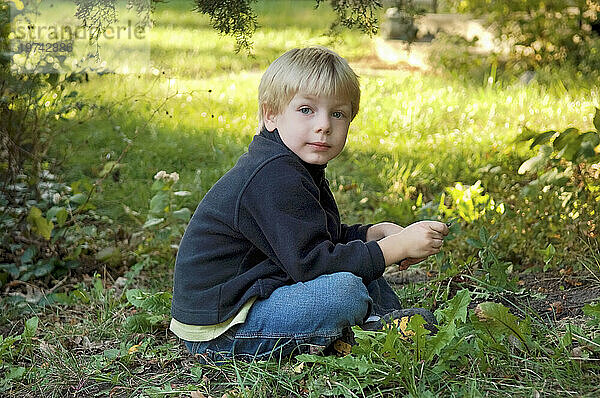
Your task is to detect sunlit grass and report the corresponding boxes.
[49,0,598,230]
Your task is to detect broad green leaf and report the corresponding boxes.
[541,244,556,272]
[126,288,148,307]
[553,127,578,152]
[142,217,164,228]
[21,246,37,263]
[33,262,54,277]
[479,226,488,244]
[583,302,600,325]
[518,155,546,175]
[69,193,87,205]
[172,207,191,222]
[55,208,68,227]
[466,238,483,249]
[23,317,39,339]
[382,322,401,359]
[47,206,69,226]
[406,314,430,361]
[27,206,53,240]
[72,289,90,304]
[435,289,471,324]
[103,348,120,359]
[151,179,167,191]
[0,263,19,279]
[583,302,600,317]
[580,131,600,159]
[95,246,120,262]
[124,313,153,333]
[581,131,600,146]
[473,302,531,350]
[140,291,172,313]
[46,206,61,219]
[149,191,169,216]
[20,271,34,282]
[581,141,597,159]
[426,322,456,361]
[594,107,600,132]
[99,161,119,177]
[562,135,584,161]
[530,130,556,149]
[6,366,26,380]
[47,292,75,305]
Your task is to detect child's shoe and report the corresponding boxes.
[330,308,437,356]
[362,308,438,336]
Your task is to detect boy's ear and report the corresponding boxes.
[263,105,278,131]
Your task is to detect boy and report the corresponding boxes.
[170,46,448,362]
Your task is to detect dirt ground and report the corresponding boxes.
[384,266,600,321]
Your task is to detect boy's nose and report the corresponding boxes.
[315,114,331,135]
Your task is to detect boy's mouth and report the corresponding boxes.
[307,142,331,150]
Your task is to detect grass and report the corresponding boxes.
[3,272,600,396]
[3,0,600,396]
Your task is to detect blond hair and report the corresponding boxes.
[258,46,360,129]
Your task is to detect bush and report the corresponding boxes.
[436,0,600,81]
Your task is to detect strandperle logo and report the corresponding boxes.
[8,0,151,74]
[12,20,147,42]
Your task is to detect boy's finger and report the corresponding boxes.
[428,222,449,235]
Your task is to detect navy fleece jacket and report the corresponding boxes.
[170,128,386,325]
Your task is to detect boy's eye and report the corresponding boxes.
[299,107,312,115]
[332,111,345,119]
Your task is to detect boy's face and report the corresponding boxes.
[264,92,353,165]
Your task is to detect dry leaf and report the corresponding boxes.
[128,344,141,354]
[293,362,304,373]
[548,301,563,313]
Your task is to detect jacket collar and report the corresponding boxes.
[259,127,327,184]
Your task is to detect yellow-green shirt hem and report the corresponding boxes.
[169,296,257,342]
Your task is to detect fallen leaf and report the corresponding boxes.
[39,340,56,355]
[128,344,141,354]
[293,362,304,373]
[548,301,563,313]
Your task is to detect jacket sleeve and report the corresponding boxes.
[339,223,372,244]
[235,156,385,285]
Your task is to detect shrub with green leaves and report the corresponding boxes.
[0,173,121,286]
[129,170,191,261]
[512,108,600,261]
[124,288,172,333]
[444,0,600,75]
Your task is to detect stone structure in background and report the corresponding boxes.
[381,0,494,53]
[380,7,418,42]
[381,0,437,41]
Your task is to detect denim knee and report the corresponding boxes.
[316,272,372,327]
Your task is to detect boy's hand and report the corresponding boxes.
[365,222,404,241]
[377,221,449,267]
[398,257,427,270]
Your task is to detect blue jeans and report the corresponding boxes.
[184,272,402,363]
